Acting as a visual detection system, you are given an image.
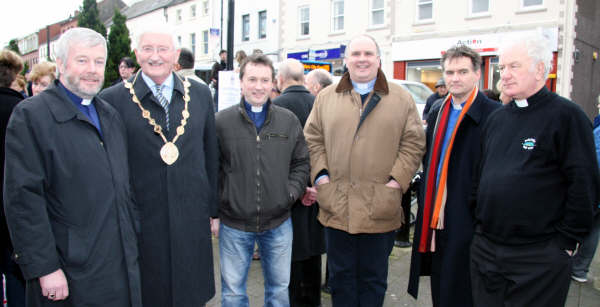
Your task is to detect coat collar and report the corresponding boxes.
[281,84,310,95]
[463,91,489,125]
[45,80,114,126]
[335,69,389,95]
[132,71,185,102]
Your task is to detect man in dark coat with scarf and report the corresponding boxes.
[273,58,325,306]
[99,25,219,307]
[3,27,142,307]
[408,45,500,307]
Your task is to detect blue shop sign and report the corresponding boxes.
[288,46,345,60]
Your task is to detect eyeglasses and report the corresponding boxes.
[140,46,172,55]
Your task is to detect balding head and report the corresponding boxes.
[305,68,332,96]
[277,58,305,91]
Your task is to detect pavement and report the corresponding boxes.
[206,234,600,307]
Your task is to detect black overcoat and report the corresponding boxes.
[3,82,142,307]
[273,85,325,261]
[0,87,23,265]
[408,91,500,306]
[99,72,219,307]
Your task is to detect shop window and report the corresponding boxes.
[406,60,442,90]
[299,6,310,37]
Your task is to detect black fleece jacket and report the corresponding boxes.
[474,87,599,250]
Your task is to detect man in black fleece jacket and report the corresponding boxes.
[471,34,599,307]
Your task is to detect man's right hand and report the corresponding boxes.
[316,175,330,185]
[39,269,69,301]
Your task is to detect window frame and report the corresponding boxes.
[369,0,385,27]
[176,9,182,23]
[242,14,250,42]
[468,0,490,17]
[190,33,196,56]
[202,30,208,54]
[258,10,267,40]
[331,0,345,33]
[190,4,196,18]
[298,5,310,37]
[202,0,209,15]
[521,0,544,9]
[416,0,433,23]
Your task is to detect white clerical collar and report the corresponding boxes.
[81,99,92,106]
[515,99,529,108]
[351,78,376,95]
[251,105,263,112]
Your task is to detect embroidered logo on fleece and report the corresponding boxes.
[522,138,536,150]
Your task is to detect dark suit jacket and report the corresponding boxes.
[3,81,141,307]
[99,72,219,307]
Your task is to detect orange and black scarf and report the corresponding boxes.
[418,87,478,253]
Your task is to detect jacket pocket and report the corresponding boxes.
[369,184,402,220]
[66,228,89,267]
[316,182,348,224]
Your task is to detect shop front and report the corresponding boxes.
[392,27,558,92]
[287,45,346,75]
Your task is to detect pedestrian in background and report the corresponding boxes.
[29,61,56,96]
[571,95,600,284]
[274,58,325,307]
[216,54,310,307]
[304,34,425,307]
[305,68,333,97]
[0,48,26,307]
[423,78,448,121]
[470,33,599,307]
[4,27,142,307]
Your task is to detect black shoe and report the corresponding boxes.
[321,284,331,294]
[394,240,411,248]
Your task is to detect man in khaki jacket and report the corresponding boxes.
[304,35,425,306]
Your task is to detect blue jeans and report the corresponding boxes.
[572,214,600,279]
[219,218,292,307]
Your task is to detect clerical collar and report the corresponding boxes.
[510,86,550,109]
[515,99,528,108]
[351,78,376,95]
[244,100,267,113]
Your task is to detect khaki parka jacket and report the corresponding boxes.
[304,69,425,234]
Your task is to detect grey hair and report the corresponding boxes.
[307,68,333,88]
[278,58,305,83]
[55,27,107,68]
[499,32,553,79]
[134,24,178,50]
[347,34,381,57]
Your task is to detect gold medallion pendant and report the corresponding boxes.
[124,72,191,166]
[160,142,179,165]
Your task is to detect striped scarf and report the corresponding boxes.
[418,86,478,253]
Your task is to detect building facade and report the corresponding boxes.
[280,0,394,76]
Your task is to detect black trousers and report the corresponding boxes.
[325,227,395,307]
[470,234,572,307]
[289,255,322,307]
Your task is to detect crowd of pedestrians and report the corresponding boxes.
[0,24,599,307]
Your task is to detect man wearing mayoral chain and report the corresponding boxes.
[99,25,219,307]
